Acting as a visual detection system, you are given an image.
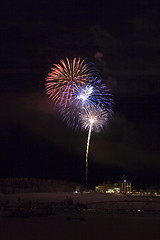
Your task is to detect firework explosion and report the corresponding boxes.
[80,104,108,132]
[59,78,113,129]
[45,57,114,184]
[45,57,97,107]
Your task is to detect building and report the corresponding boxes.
[95,181,121,194]
[95,176,132,194]
[120,175,132,194]
[120,179,132,194]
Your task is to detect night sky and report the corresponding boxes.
[1,0,160,189]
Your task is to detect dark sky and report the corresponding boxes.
[1,0,160,188]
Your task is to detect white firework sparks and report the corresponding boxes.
[80,105,108,182]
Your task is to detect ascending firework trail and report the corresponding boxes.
[80,105,109,183]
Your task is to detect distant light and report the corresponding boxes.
[124,180,126,183]
[74,190,80,194]
[137,209,141,212]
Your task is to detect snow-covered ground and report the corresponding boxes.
[1,212,160,240]
[1,192,160,240]
[1,192,160,211]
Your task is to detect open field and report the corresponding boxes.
[1,212,160,240]
[1,192,160,240]
[1,192,160,211]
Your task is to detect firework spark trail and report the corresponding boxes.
[80,105,109,183]
[85,121,93,183]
